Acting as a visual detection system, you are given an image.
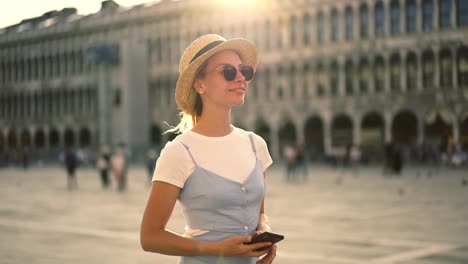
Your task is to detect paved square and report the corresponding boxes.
[0,164,467,264]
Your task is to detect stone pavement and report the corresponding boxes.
[0,164,467,264]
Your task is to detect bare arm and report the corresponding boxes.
[140,181,272,257]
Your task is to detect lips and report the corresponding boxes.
[229,87,245,92]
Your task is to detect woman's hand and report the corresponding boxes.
[257,244,277,264]
[213,235,272,257]
[251,231,277,263]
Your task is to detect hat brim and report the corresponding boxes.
[175,38,259,114]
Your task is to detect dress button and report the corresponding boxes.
[243,226,249,230]
[241,186,246,192]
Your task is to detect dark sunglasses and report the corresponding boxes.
[221,65,254,81]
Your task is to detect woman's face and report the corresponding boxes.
[195,50,250,110]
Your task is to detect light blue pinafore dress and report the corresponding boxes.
[178,134,265,264]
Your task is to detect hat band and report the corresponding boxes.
[190,40,224,63]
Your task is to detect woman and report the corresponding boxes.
[140,34,277,264]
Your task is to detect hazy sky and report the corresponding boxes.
[0,0,157,28]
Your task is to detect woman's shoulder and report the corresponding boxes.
[233,127,268,147]
[160,136,189,156]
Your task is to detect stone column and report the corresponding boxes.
[401,50,407,93]
[353,57,359,94]
[434,0,440,30]
[417,51,423,91]
[384,54,391,93]
[453,117,460,144]
[339,57,346,96]
[369,57,376,94]
[323,60,331,96]
[451,46,458,89]
[434,46,440,88]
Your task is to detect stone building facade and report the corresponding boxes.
[0,0,467,162]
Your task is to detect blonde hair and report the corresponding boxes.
[165,61,207,135]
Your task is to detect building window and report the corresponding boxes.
[359,59,370,93]
[331,9,339,42]
[330,61,339,95]
[423,0,434,31]
[440,50,452,87]
[290,16,297,47]
[375,57,385,92]
[277,19,283,49]
[391,0,400,35]
[303,14,312,46]
[439,0,452,28]
[360,4,369,38]
[345,6,354,41]
[317,12,324,44]
[406,53,417,91]
[290,65,296,98]
[345,61,354,95]
[316,64,325,96]
[303,64,310,99]
[457,0,468,26]
[375,1,385,37]
[458,47,468,86]
[423,50,435,88]
[390,54,401,91]
[406,0,417,33]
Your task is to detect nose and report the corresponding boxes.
[234,68,245,82]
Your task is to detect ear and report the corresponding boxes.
[194,79,205,94]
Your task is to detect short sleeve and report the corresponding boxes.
[152,141,193,188]
[252,133,273,173]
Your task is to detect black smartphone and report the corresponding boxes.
[245,232,284,250]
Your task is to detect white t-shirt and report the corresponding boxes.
[152,126,273,188]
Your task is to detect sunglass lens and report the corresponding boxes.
[240,66,254,81]
[223,65,237,81]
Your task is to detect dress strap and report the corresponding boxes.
[180,142,198,166]
[248,133,257,155]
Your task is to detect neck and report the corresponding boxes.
[192,107,232,137]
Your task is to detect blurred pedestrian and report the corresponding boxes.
[383,141,393,176]
[111,144,128,192]
[295,143,308,181]
[140,34,277,263]
[64,147,78,190]
[392,142,403,175]
[284,143,297,181]
[21,146,30,170]
[350,145,361,177]
[96,147,111,189]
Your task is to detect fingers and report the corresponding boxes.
[252,231,262,237]
[256,245,277,264]
[245,242,273,256]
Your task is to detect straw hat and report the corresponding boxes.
[175,34,259,114]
